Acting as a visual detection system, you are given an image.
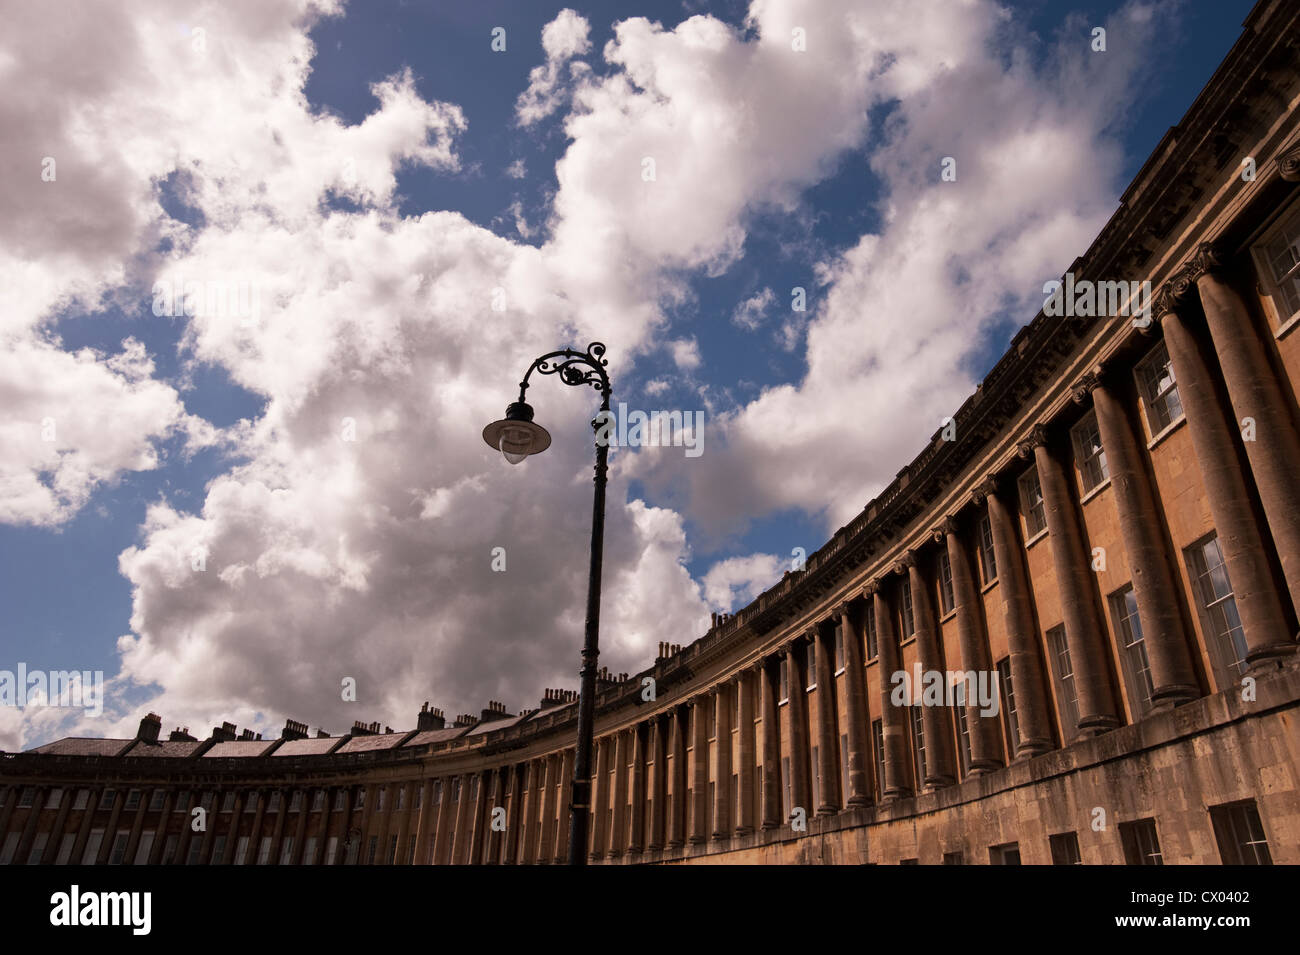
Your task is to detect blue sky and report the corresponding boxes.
[0,0,1256,747]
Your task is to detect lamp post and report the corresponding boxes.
[482,341,611,866]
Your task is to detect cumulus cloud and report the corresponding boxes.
[516,9,593,126]
[732,287,775,330]
[3,0,1173,751]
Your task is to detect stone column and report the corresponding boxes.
[336,787,358,866]
[540,756,559,863]
[759,656,783,828]
[467,771,489,864]
[941,516,1003,770]
[372,786,394,864]
[268,789,290,865]
[146,790,176,865]
[1026,428,1120,732]
[555,748,574,863]
[736,671,758,832]
[873,581,913,797]
[712,684,732,838]
[839,601,874,806]
[1159,298,1294,666]
[217,791,243,864]
[669,705,689,847]
[309,789,330,865]
[1087,374,1200,703]
[650,716,668,848]
[414,779,436,864]
[590,741,611,859]
[610,733,630,858]
[431,778,454,864]
[450,775,474,865]
[15,787,47,864]
[976,477,1054,756]
[813,622,841,813]
[629,725,647,856]
[41,787,76,864]
[503,765,523,864]
[71,786,103,865]
[690,699,709,844]
[245,790,268,864]
[98,789,126,864]
[519,764,538,864]
[291,791,312,864]
[1196,246,1300,620]
[785,638,814,815]
[905,552,958,786]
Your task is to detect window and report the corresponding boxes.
[900,577,915,638]
[977,512,997,584]
[1120,818,1163,865]
[805,643,816,690]
[210,835,226,863]
[312,790,325,811]
[1110,585,1154,715]
[235,835,250,865]
[909,705,925,788]
[942,851,964,865]
[779,658,789,703]
[46,788,62,810]
[407,835,416,865]
[937,550,955,615]
[30,833,48,864]
[290,790,304,812]
[811,746,820,809]
[18,787,34,808]
[175,791,190,810]
[952,681,972,776]
[1071,410,1109,493]
[149,790,165,811]
[106,836,128,867]
[376,789,386,812]
[782,756,791,818]
[366,836,378,865]
[1210,800,1272,865]
[82,831,104,865]
[268,791,282,811]
[99,789,117,809]
[73,789,88,811]
[1187,534,1249,684]
[1135,341,1183,435]
[304,836,318,865]
[55,834,76,865]
[1050,832,1081,865]
[326,836,339,865]
[872,719,886,802]
[280,837,296,865]
[1047,625,1080,741]
[865,598,879,661]
[997,658,1019,760]
[1254,206,1300,324]
[0,833,20,865]
[219,792,234,812]
[257,836,272,864]
[840,733,849,800]
[834,623,845,671]
[334,790,346,811]
[1019,466,1047,538]
[396,787,407,811]
[161,835,178,865]
[990,842,1021,865]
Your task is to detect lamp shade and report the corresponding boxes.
[482,401,551,464]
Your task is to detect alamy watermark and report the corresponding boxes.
[1043,272,1152,328]
[594,402,704,458]
[0,665,104,717]
[890,663,1000,717]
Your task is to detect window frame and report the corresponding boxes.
[1018,465,1047,539]
[1109,583,1155,718]
[1070,409,1109,495]
[1134,340,1184,439]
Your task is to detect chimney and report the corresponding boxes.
[452,713,479,728]
[282,719,309,740]
[136,712,162,744]
[351,720,378,737]
[211,721,238,742]
[315,729,330,738]
[417,703,446,731]
[479,700,512,723]
[168,726,196,742]
[238,729,256,741]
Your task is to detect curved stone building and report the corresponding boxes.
[4,0,1300,866]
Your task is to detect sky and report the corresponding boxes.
[0,0,1256,749]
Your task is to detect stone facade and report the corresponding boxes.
[4,0,1300,866]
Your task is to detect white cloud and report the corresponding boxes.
[732,286,775,330]
[516,9,592,126]
[700,552,784,612]
[670,337,702,371]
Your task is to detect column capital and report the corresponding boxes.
[834,599,854,618]
[898,549,919,571]
[1279,141,1300,182]
[1070,367,1102,405]
[1016,423,1048,458]
[932,514,960,540]
[863,578,882,596]
[972,474,1000,503]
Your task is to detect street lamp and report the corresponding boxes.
[482,341,611,866]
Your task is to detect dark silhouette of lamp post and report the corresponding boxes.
[482,341,611,866]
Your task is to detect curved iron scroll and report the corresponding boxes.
[518,342,611,402]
